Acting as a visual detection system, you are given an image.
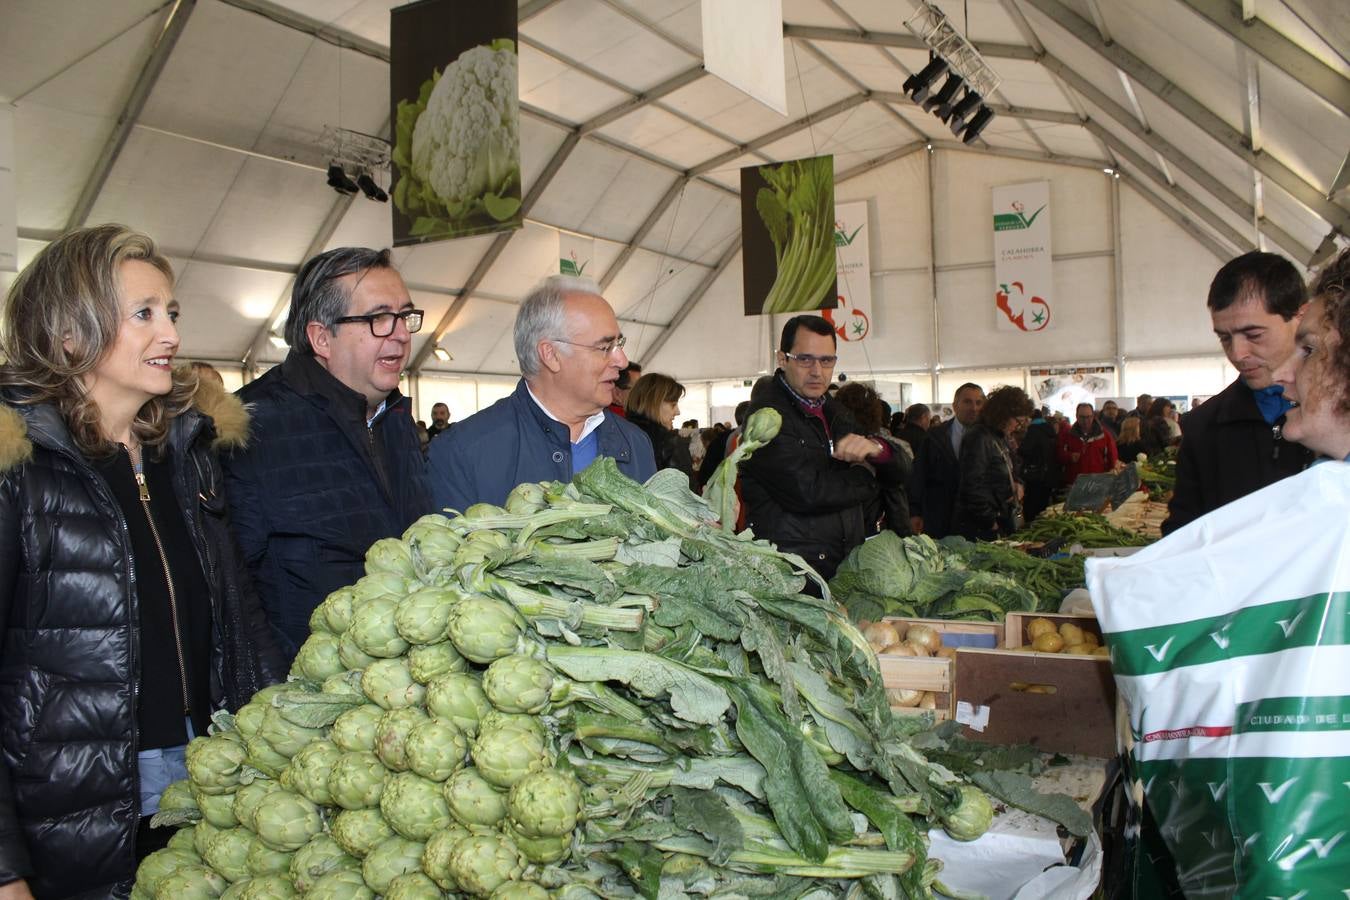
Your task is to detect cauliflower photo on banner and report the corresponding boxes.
[392,38,522,242]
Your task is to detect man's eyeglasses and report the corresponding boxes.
[334,309,425,337]
[783,351,838,369]
[553,334,627,355]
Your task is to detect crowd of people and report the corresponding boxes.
[1,220,1346,895]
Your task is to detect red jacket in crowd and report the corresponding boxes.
[1057,420,1118,484]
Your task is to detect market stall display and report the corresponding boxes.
[135,456,1093,898]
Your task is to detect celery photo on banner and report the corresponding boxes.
[740,154,838,316]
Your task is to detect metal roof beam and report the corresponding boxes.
[639,235,742,365]
[1022,0,1350,235]
[687,93,870,178]
[1177,0,1350,113]
[1044,55,1314,261]
[410,131,581,373]
[781,24,1037,60]
[836,141,928,182]
[577,64,706,136]
[793,40,930,143]
[66,0,197,229]
[599,176,690,290]
[927,139,1104,170]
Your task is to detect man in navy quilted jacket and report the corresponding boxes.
[223,247,433,660]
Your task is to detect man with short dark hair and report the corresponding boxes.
[910,383,985,537]
[1122,393,1152,422]
[1098,399,1121,436]
[1057,402,1118,485]
[223,247,433,659]
[897,403,931,453]
[740,315,905,581]
[607,363,638,417]
[1162,251,1315,534]
[427,402,452,439]
[427,275,655,510]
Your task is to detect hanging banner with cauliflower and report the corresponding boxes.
[740,154,837,316]
[390,2,522,246]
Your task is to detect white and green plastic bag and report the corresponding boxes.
[1086,462,1350,898]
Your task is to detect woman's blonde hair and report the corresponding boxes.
[626,372,684,424]
[1118,416,1141,443]
[1,224,197,457]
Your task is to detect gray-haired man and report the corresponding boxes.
[222,247,433,659]
[427,275,656,510]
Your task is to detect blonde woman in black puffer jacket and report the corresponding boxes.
[0,225,285,898]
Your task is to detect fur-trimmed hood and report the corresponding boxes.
[0,368,250,476]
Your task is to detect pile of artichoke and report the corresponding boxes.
[133,454,1014,899]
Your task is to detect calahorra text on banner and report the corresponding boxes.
[827,200,872,342]
[992,181,1052,332]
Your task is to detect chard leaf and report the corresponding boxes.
[831,770,925,856]
[969,769,1093,838]
[547,646,730,726]
[669,787,745,865]
[643,469,716,524]
[148,809,200,828]
[610,841,664,899]
[741,610,800,722]
[615,537,683,567]
[272,691,361,728]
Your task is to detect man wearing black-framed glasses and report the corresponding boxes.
[428,275,656,509]
[222,247,432,660]
[739,314,907,584]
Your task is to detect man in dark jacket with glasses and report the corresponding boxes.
[223,247,433,660]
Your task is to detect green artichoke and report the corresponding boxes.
[408,640,467,684]
[361,835,425,893]
[258,704,325,759]
[158,780,197,817]
[285,739,343,806]
[490,883,551,900]
[328,750,388,810]
[322,670,366,701]
[446,595,526,664]
[233,701,267,740]
[349,595,410,659]
[942,784,994,842]
[503,821,569,865]
[420,824,470,891]
[425,672,493,736]
[504,481,547,515]
[290,833,359,893]
[167,826,197,854]
[380,771,452,841]
[330,807,395,859]
[320,587,357,634]
[238,874,296,900]
[231,779,281,831]
[331,703,384,753]
[351,572,411,606]
[151,864,228,900]
[447,832,524,898]
[444,766,507,829]
[219,880,248,900]
[394,586,459,644]
[291,632,345,682]
[405,717,468,782]
[191,787,237,829]
[245,736,289,779]
[185,734,246,795]
[202,826,253,882]
[374,707,430,772]
[507,768,581,838]
[478,711,544,740]
[305,867,375,900]
[361,657,426,710]
[365,536,417,579]
[384,873,442,900]
[405,518,462,571]
[471,718,549,788]
[253,790,323,851]
[193,821,219,859]
[338,631,380,671]
[135,848,201,895]
[482,655,555,714]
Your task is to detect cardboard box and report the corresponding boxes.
[952,613,1118,757]
[876,618,1004,720]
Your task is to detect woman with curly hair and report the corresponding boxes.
[0,225,286,896]
[624,372,694,479]
[954,385,1036,540]
[1272,247,1350,460]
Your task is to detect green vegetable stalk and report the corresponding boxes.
[705,406,782,533]
[755,156,837,314]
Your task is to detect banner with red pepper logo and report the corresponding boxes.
[992,181,1053,332]
[823,200,871,342]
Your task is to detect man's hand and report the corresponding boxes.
[0,881,34,900]
[833,434,884,464]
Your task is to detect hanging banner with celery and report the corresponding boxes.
[740,154,837,316]
[992,180,1053,332]
[389,1,522,246]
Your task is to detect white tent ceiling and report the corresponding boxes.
[3,0,1347,377]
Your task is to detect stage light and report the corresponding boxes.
[960,105,994,144]
[327,163,358,195]
[946,89,983,132]
[925,74,963,117]
[903,56,949,104]
[356,171,388,203]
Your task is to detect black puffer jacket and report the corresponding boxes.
[625,412,694,480]
[0,380,286,898]
[741,374,904,580]
[954,424,1022,540]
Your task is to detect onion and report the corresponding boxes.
[862,621,900,653]
[919,692,938,710]
[885,642,917,657]
[904,624,942,654]
[886,688,923,708]
[934,646,958,660]
[903,640,931,657]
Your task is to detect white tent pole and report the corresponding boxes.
[1111,174,1126,396]
[926,148,941,403]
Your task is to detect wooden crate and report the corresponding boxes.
[876,618,1004,721]
[952,613,1118,758]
